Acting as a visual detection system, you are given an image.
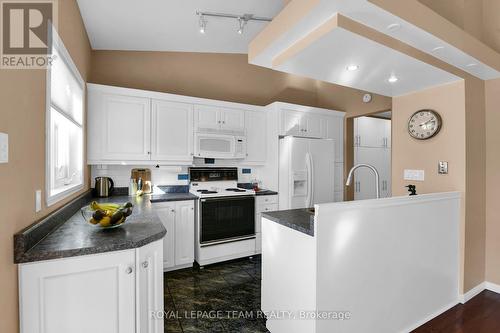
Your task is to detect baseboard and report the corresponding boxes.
[459,282,486,304]
[400,300,458,333]
[485,281,500,294]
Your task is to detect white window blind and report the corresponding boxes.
[46,27,84,206]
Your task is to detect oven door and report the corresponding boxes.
[200,196,255,245]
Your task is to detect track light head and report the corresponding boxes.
[199,15,207,34]
[237,18,247,35]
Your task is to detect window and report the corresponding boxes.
[46,27,84,206]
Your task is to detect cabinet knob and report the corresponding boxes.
[171,209,175,213]
[142,261,149,269]
[147,151,151,155]
[191,207,194,210]
[125,267,133,274]
[223,121,225,124]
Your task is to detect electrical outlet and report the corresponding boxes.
[0,132,8,163]
[404,169,425,181]
[35,190,42,212]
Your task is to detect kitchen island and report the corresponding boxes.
[261,192,461,333]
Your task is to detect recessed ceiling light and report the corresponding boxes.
[432,46,445,52]
[346,65,359,71]
[387,23,401,32]
[388,75,398,83]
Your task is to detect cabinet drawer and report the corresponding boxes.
[257,203,278,213]
[256,195,278,205]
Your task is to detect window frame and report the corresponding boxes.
[45,25,85,206]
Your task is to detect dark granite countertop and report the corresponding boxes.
[255,190,278,196]
[261,208,315,236]
[15,195,167,264]
[150,192,198,203]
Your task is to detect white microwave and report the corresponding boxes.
[194,133,246,159]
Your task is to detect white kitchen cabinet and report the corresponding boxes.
[194,105,245,133]
[354,116,387,148]
[136,240,164,333]
[154,200,195,271]
[18,240,164,333]
[245,111,267,164]
[174,201,195,266]
[354,146,391,200]
[384,119,392,148]
[326,115,344,163]
[255,195,278,254]
[151,99,193,162]
[280,110,327,138]
[101,94,152,161]
[281,110,302,136]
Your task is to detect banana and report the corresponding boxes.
[90,201,122,212]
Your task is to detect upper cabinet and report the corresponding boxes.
[89,94,151,161]
[354,117,390,148]
[151,99,193,162]
[280,108,327,138]
[194,105,245,133]
[87,84,266,165]
[245,110,267,164]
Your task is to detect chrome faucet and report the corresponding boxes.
[345,164,380,199]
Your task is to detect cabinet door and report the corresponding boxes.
[137,240,164,333]
[380,149,392,198]
[304,114,326,138]
[102,94,151,160]
[156,204,176,270]
[354,147,388,200]
[245,111,267,163]
[151,100,193,162]
[19,250,136,333]
[174,201,195,266]
[281,110,302,136]
[384,119,391,148]
[355,117,386,148]
[327,116,344,163]
[194,105,221,131]
[221,108,245,132]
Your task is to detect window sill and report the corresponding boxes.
[47,183,84,207]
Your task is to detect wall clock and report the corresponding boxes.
[408,109,442,140]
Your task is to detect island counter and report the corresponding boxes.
[261,192,461,333]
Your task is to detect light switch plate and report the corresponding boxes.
[35,190,42,212]
[0,132,8,163]
[438,161,448,174]
[404,169,425,181]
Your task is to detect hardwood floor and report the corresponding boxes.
[413,290,500,332]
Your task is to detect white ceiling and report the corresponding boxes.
[76,0,284,53]
[275,26,461,96]
[251,0,500,83]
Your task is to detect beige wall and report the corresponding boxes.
[485,79,500,285]
[391,81,466,196]
[89,50,391,114]
[0,1,92,332]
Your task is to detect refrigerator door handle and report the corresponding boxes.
[309,153,314,207]
[305,153,313,207]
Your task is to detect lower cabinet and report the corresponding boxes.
[18,240,164,333]
[255,195,278,254]
[154,200,195,271]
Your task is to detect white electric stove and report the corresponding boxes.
[189,167,256,266]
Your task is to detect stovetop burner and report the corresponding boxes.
[197,190,218,194]
[225,188,247,192]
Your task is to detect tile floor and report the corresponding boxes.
[164,255,269,332]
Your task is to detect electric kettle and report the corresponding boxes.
[94,177,114,197]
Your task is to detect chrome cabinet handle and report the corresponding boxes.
[142,261,149,269]
[126,267,133,274]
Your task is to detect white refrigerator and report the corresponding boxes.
[279,137,335,209]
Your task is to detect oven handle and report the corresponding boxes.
[201,195,255,203]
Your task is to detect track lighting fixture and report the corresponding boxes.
[196,10,272,35]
